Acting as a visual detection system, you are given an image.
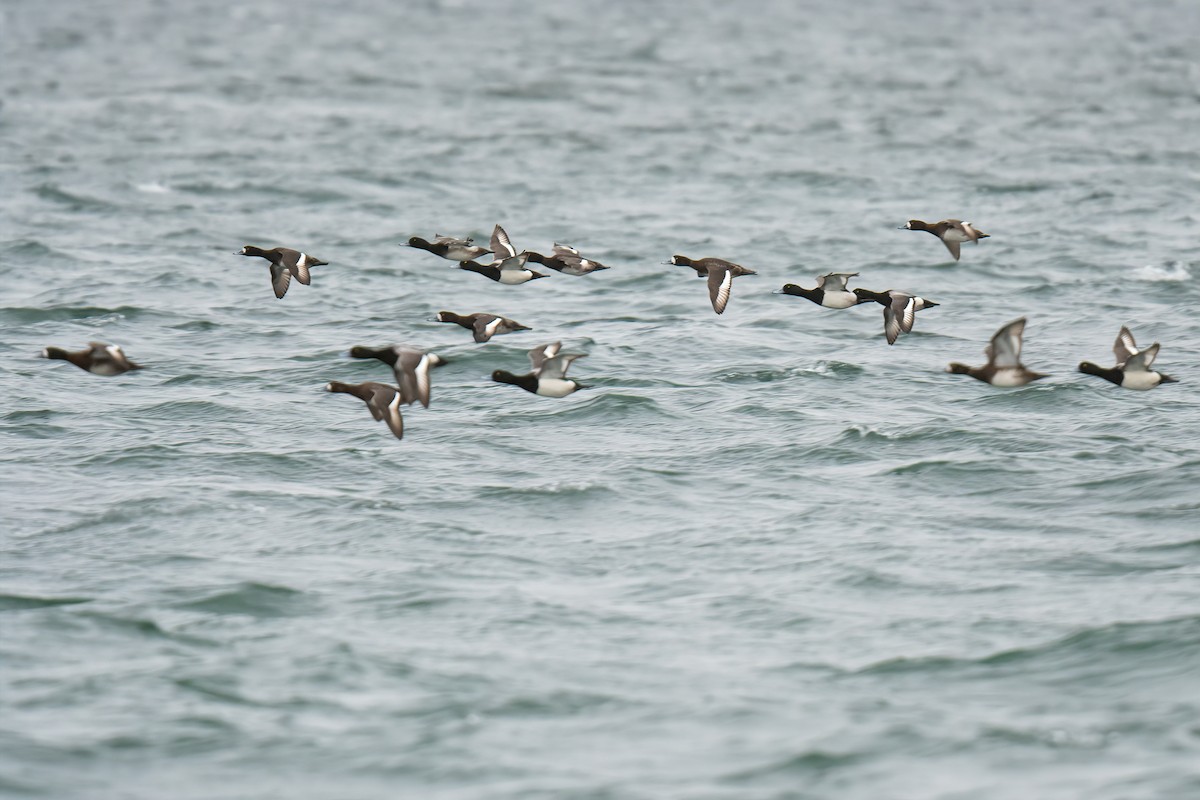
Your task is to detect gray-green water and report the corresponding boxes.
[3,1,1200,797]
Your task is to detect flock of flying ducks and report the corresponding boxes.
[39,219,1177,441]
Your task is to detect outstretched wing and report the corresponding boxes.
[474,315,501,343]
[528,342,562,374]
[552,243,581,257]
[490,224,518,259]
[708,267,734,314]
[497,252,530,271]
[1113,326,1139,365]
[269,263,291,298]
[893,293,918,333]
[540,355,585,383]
[538,353,585,380]
[941,238,961,261]
[816,272,858,292]
[883,305,902,345]
[986,317,1026,368]
[1124,343,1160,372]
[367,385,404,439]
[396,348,435,408]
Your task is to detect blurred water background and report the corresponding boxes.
[3,0,1200,797]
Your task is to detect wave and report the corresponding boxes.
[720,749,863,783]
[0,593,90,612]
[33,183,112,210]
[172,582,318,618]
[1132,260,1192,282]
[855,615,1200,679]
[0,305,150,323]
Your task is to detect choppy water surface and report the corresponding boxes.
[3,1,1200,797]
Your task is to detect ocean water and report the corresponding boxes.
[3,0,1200,797]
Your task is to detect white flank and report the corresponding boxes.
[990,370,1032,388]
[536,378,577,397]
[498,270,533,285]
[824,291,858,309]
[1121,371,1161,391]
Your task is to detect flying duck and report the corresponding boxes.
[523,244,611,276]
[435,311,530,343]
[900,219,989,261]
[40,342,143,375]
[492,342,587,397]
[778,272,867,309]
[325,381,405,439]
[236,246,327,299]
[853,288,940,345]
[348,345,446,407]
[947,317,1047,386]
[459,225,548,284]
[1078,327,1177,390]
[669,255,758,314]
[400,234,491,262]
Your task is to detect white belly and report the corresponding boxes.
[536,379,576,397]
[1120,371,1160,391]
[823,291,857,309]
[990,369,1032,387]
[498,271,532,285]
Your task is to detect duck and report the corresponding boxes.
[947,317,1047,386]
[348,345,446,407]
[236,245,327,299]
[523,244,610,276]
[1078,327,1177,390]
[900,219,989,261]
[400,234,490,263]
[668,255,758,314]
[435,311,531,343]
[325,381,405,439]
[459,225,548,285]
[40,342,143,375]
[778,272,867,309]
[492,342,587,397]
[853,288,940,345]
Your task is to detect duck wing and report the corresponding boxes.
[985,317,1026,368]
[269,263,291,298]
[538,353,585,381]
[1113,326,1139,365]
[708,266,734,314]
[816,272,858,292]
[490,224,518,259]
